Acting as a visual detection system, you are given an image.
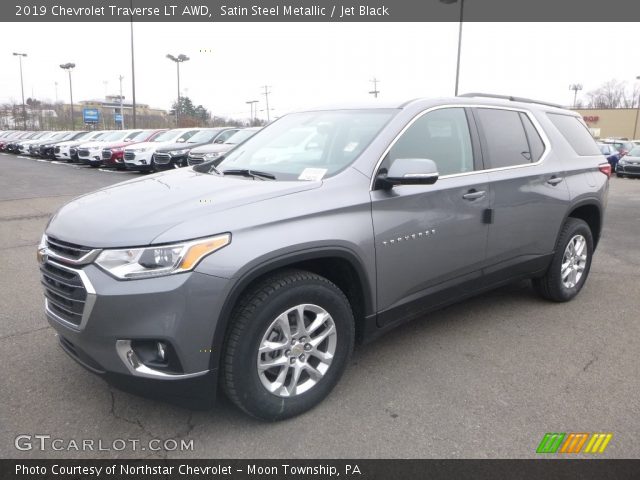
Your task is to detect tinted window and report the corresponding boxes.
[476,108,531,168]
[385,108,474,176]
[519,113,545,162]
[547,113,601,156]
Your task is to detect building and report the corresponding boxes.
[55,97,169,129]
[573,108,640,140]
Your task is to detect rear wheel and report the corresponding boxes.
[533,218,593,302]
[221,269,354,420]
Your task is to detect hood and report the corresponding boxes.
[46,168,321,247]
[56,139,91,148]
[124,141,160,151]
[190,143,233,155]
[156,141,206,153]
[100,139,141,149]
[76,141,106,149]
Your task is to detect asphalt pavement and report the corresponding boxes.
[1,153,638,459]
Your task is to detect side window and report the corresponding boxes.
[547,113,601,156]
[476,108,532,168]
[384,108,474,176]
[519,113,545,162]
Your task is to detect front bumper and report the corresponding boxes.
[124,150,154,171]
[617,163,640,177]
[43,259,229,400]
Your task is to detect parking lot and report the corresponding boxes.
[1,152,639,459]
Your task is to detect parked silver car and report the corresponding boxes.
[39,94,608,420]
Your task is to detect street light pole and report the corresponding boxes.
[119,75,125,130]
[246,100,258,125]
[569,84,583,108]
[166,54,189,127]
[59,63,76,130]
[12,53,28,130]
[440,0,464,96]
[633,76,640,140]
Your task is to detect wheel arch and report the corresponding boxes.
[209,248,375,372]
[564,200,602,250]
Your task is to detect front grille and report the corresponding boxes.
[102,150,112,160]
[154,153,171,165]
[54,146,60,154]
[78,149,90,157]
[41,261,87,327]
[124,151,135,161]
[623,165,640,173]
[46,236,93,260]
[187,157,205,166]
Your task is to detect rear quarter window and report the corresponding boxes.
[547,113,601,156]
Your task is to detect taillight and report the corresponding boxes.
[598,163,611,177]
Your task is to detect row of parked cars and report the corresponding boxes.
[596,138,640,178]
[0,126,261,171]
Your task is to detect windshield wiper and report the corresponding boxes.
[222,169,276,180]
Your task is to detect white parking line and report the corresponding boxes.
[98,168,130,174]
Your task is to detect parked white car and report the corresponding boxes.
[123,128,200,172]
[77,130,143,166]
[54,131,108,161]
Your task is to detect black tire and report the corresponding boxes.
[221,269,354,420]
[532,218,593,302]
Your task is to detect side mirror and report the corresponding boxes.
[377,158,439,189]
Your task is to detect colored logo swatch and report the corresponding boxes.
[537,433,612,454]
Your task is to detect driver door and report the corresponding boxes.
[370,107,490,326]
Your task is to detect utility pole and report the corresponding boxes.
[54,81,58,103]
[12,53,28,130]
[119,75,125,130]
[369,77,380,98]
[634,76,640,140]
[569,84,583,108]
[103,80,109,99]
[261,85,271,122]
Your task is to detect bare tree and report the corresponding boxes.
[586,79,639,108]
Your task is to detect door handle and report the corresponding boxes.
[546,176,564,186]
[462,189,486,200]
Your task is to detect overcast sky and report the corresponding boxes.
[0,22,638,120]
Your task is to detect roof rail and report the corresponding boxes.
[458,92,563,109]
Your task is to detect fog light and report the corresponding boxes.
[157,341,166,361]
[140,160,147,165]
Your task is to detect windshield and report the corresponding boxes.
[187,130,218,143]
[102,131,130,142]
[128,130,152,142]
[215,110,394,180]
[225,129,257,144]
[152,130,184,142]
[628,147,640,157]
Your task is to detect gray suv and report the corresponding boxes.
[39,94,609,420]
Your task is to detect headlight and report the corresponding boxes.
[169,149,189,156]
[95,233,231,279]
[204,152,220,159]
[618,159,627,165]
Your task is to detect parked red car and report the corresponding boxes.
[101,129,167,169]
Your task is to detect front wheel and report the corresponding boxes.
[533,218,593,302]
[221,270,354,420]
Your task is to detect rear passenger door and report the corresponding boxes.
[473,107,571,274]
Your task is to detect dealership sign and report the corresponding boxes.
[583,115,599,123]
[83,108,100,123]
